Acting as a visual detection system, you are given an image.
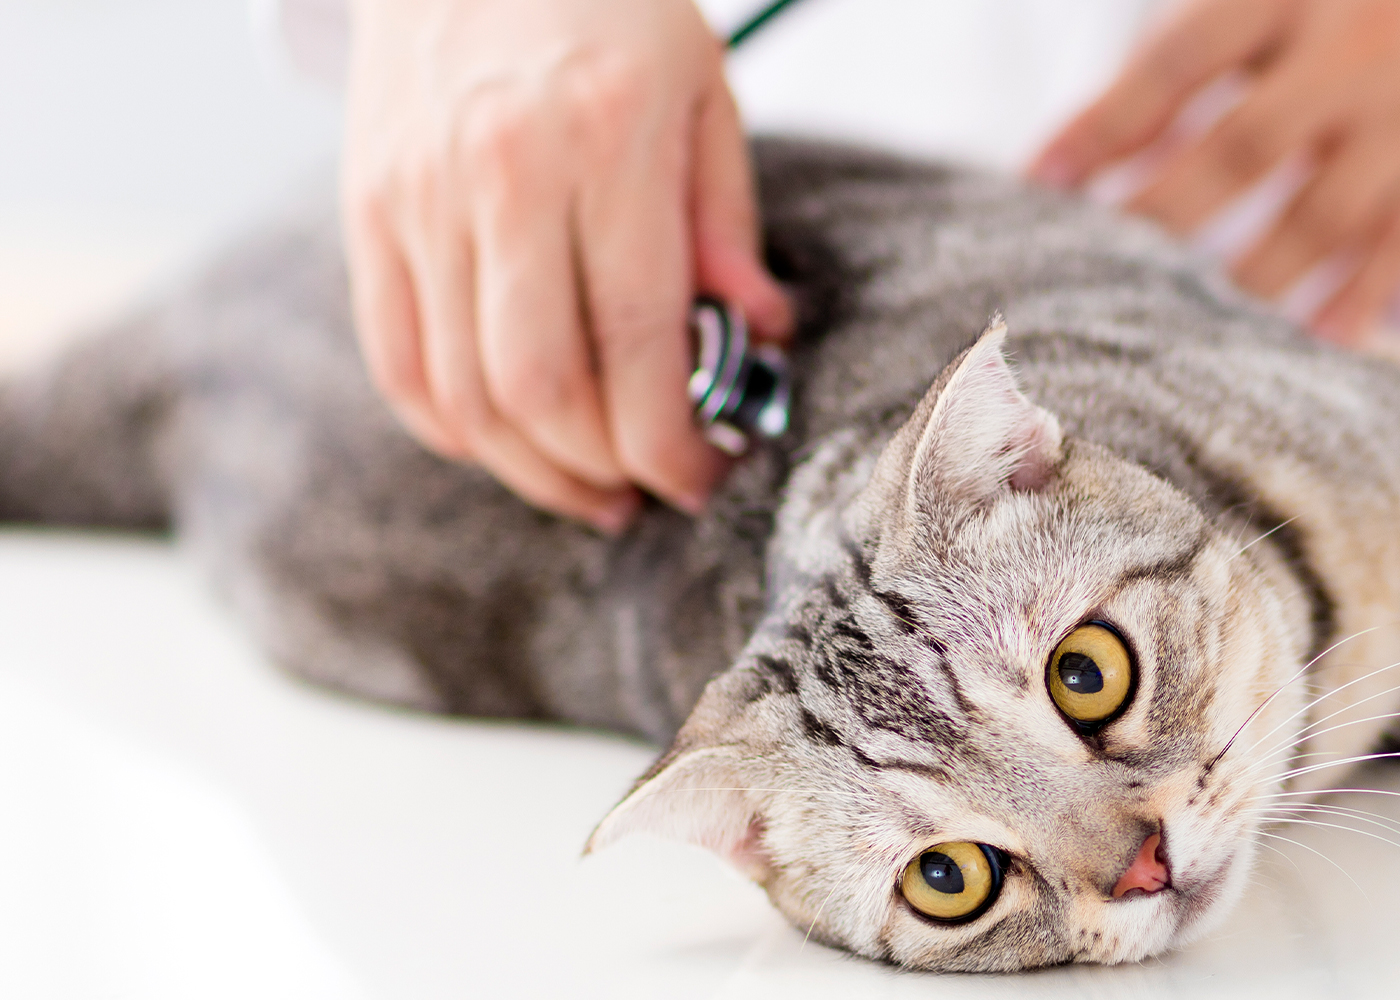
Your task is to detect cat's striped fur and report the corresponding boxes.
[4,141,1400,969]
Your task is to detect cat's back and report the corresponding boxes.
[755,139,1400,494]
[128,140,1400,741]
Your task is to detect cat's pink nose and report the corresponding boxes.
[1111,832,1171,898]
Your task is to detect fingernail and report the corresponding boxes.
[1030,152,1078,190]
[674,491,709,517]
[1312,316,1350,343]
[593,494,642,536]
[766,287,798,340]
[743,278,797,343]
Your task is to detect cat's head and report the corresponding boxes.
[589,323,1311,971]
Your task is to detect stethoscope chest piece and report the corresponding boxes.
[688,297,791,456]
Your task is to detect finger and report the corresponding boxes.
[691,79,794,344]
[1029,0,1288,187]
[1128,49,1334,234]
[342,192,464,458]
[469,103,628,490]
[400,191,641,532]
[1314,211,1400,343]
[1234,130,1400,297]
[578,111,728,514]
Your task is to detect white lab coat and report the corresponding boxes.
[259,0,1166,171]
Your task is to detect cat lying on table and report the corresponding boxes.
[4,140,1399,971]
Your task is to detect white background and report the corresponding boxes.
[3,1,1400,996]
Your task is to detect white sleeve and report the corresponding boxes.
[254,0,733,86]
[247,0,1163,171]
[251,0,350,88]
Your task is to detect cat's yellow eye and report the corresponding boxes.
[901,841,1004,922]
[1047,622,1134,725]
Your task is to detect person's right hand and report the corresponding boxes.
[342,0,793,533]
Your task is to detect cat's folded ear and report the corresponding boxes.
[586,669,777,880]
[867,319,1063,518]
[584,743,774,881]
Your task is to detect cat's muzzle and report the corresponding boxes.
[688,297,791,456]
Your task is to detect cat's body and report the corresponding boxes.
[7,140,1400,970]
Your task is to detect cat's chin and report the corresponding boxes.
[1162,840,1256,953]
[1050,861,1251,970]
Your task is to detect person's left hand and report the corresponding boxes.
[1030,0,1400,343]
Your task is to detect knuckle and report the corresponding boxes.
[459,87,536,176]
[384,147,447,219]
[489,353,582,426]
[409,146,446,193]
[1290,193,1353,252]
[561,49,655,136]
[353,134,449,213]
[615,421,687,488]
[585,52,652,113]
[1208,119,1279,185]
[1138,34,1201,97]
[595,298,683,351]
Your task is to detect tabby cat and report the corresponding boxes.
[5,141,1400,971]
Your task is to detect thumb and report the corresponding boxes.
[690,78,794,344]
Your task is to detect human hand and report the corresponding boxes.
[341,0,792,533]
[1030,0,1400,342]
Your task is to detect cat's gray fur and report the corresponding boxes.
[6,140,1400,970]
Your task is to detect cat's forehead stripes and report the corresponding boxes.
[839,537,936,635]
[794,703,956,782]
[786,599,974,747]
[750,501,1275,829]
[1103,527,1208,594]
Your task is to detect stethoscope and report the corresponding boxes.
[686,0,809,454]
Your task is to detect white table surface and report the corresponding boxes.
[0,531,1398,999]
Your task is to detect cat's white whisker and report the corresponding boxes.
[1271,751,1400,783]
[1249,676,1400,761]
[1258,787,1400,802]
[801,881,841,953]
[1233,515,1299,557]
[1230,650,1400,764]
[1241,749,1339,778]
[1205,627,1382,770]
[1262,798,1400,821]
[1254,708,1400,767]
[654,787,849,797]
[1257,799,1400,831]
[1257,815,1400,852]
[1254,830,1367,898]
[1247,706,1400,773]
[1259,801,1400,839]
[1253,839,1306,876]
